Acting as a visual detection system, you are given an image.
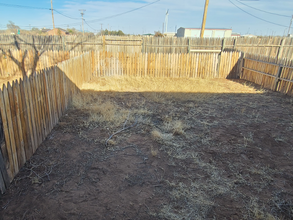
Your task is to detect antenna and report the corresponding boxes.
[165,9,169,33]
[79,9,86,36]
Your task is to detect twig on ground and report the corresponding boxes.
[21,210,29,220]
[105,112,138,146]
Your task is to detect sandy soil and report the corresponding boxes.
[0,79,293,219]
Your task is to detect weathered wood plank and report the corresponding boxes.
[0,89,14,180]
[2,84,18,175]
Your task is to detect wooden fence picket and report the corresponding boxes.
[3,84,18,175]
[0,89,14,180]
[19,78,33,160]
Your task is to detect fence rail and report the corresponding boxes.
[0,35,293,60]
[0,52,92,193]
[241,54,293,95]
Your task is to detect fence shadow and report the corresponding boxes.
[0,63,82,193]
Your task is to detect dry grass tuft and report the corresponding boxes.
[150,146,158,157]
[162,120,186,136]
[171,120,185,135]
[107,139,116,146]
[88,101,116,122]
[151,129,172,141]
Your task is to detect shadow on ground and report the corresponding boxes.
[1,82,293,220]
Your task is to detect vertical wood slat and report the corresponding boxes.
[2,84,18,175]
[241,54,293,96]
[30,75,42,146]
[19,78,33,160]
[8,82,25,168]
[13,81,27,163]
[25,77,38,153]
[35,73,45,141]
[0,145,9,192]
[92,51,241,79]
[0,88,15,180]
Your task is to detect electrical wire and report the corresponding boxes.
[84,20,97,31]
[0,3,80,20]
[0,0,160,30]
[235,0,291,18]
[0,2,49,10]
[53,9,80,20]
[229,0,287,28]
[85,0,160,24]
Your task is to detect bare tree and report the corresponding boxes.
[0,35,53,78]
[7,21,20,34]
[0,35,86,78]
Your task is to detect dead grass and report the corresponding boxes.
[81,76,264,94]
[67,78,293,219]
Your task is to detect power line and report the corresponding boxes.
[0,2,81,20]
[229,0,287,28]
[84,20,97,32]
[53,9,80,20]
[235,0,291,18]
[48,0,160,28]
[0,0,160,30]
[83,0,160,24]
[0,2,49,10]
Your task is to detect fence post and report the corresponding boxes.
[233,38,237,50]
[141,38,145,53]
[277,38,286,60]
[62,36,65,51]
[102,36,106,51]
[216,38,226,77]
[274,65,283,91]
[187,39,190,53]
[239,53,245,79]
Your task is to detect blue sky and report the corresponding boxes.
[0,0,292,36]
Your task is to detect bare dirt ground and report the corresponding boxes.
[1,78,293,220]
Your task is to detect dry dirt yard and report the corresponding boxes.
[1,78,293,220]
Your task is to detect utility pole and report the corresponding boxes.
[51,0,55,29]
[288,15,293,36]
[200,0,209,38]
[100,23,103,35]
[79,9,86,36]
[165,10,169,33]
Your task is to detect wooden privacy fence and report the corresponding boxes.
[0,35,293,60]
[241,53,293,96]
[0,52,92,193]
[92,51,241,79]
[0,50,82,77]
